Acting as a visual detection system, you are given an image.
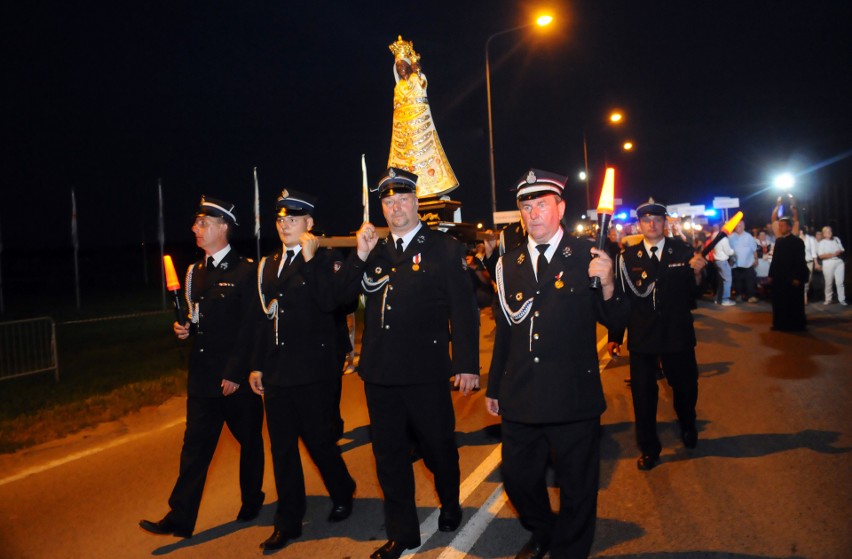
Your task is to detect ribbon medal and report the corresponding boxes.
[554,271,564,289]
[412,253,421,271]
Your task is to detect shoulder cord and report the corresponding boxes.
[618,254,657,310]
[185,265,199,324]
[257,256,280,346]
[495,257,537,352]
[361,272,391,329]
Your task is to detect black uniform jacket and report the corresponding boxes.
[338,223,479,386]
[486,233,627,424]
[768,234,809,286]
[185,249,260,398]
[611,237,702,354]
[252,248,349,387]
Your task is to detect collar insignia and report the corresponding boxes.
[562,246,572,257]
[375,267,382,274]
[515,291,523,301]
[517,253,526,265]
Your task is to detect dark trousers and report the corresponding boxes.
[732,266,757,299]
[364,381,460,547]
[771,282,807,331]
[501,418,600,559]
[629,350,698,457]
[166,393,265,531]
[264,381,355,533]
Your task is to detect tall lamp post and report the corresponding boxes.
[486,15,553,226]
[582,111,628,213]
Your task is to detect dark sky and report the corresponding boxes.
[6,0,851,251]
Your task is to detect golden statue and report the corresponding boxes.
[387,36,459,198]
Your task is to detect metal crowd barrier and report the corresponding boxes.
[0,317,59,382]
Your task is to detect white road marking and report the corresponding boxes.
[437,484,508,559]
[0,417,185,487]
[402,443,503,556]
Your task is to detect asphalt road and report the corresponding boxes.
[1,300,850,559]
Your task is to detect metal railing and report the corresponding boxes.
[0,317,59,382]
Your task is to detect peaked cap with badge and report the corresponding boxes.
[374,166,419,199]
[196,195,239,226]
[635,198,668,218]
[276,188,317,217]
[514,168,568,201]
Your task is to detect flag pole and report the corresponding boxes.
[158,179,166,308]
[253,167,261,260]
[71,189,81,309]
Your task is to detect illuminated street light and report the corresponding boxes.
[486,15,553,225]
[583,110,626,211]
[773,172,795,190]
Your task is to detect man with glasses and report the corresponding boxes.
[247,189,356,550]
[140,196,265,538]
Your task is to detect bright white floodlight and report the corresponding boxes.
[773,172,795,190]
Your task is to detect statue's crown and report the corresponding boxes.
[389,35,420,64]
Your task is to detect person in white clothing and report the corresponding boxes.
[713,233,736,305]
[817,226,846,305]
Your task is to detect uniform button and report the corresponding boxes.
[533,333,539,340]
[199,313,204,318]
[391,267,396,272]
[389,285,394,291]
[536,290,540,295]
[534,311,540,317]
[433,340,437,344]
[533,356,540,363]
[386,305,392,310]
[200,348,205,352]
[385,325,390,330]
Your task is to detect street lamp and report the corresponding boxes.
[486,15,553,225]
[582,111,628,211]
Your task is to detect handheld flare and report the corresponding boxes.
[590,168,616,289]
[163,255,188,325]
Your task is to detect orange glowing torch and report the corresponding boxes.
[163,255,188,326]
[701,211,743,258]
[590,168,615,289]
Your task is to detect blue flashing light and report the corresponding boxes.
[615,212,628,220]
[704,209,717,217]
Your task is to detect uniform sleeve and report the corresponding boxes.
[486,258,509,399]
[445,239,480,376]
[223,262,266,385]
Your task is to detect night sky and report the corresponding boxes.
[7,0,852,252]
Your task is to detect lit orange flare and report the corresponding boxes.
[596,168,615,214]
[721,211,744,236]
[164,255,181,292]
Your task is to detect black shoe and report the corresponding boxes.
[637,453,659,471]
[260,528,301,551]
[370,540,413,559]
[327,500,353,522]
[139,517,192,538]
[681,428,698,449]
[438,504,462,532]
[236,504,262,522]
[515,538,549,559]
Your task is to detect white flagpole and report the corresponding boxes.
[71,189,81,309]
[0,215,4,314]
[158,179,166,308]
[253,167,261,260]
[361,154,369,224]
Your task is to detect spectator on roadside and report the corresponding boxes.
[140,196,265,539]
[729,220,759,303]
[712,228,736,306]
[800,226,820,304]
[768,216,809,331]
[817,226,846,305]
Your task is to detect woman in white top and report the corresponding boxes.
[817,226,846,305]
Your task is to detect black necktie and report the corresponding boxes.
[649,246,659,272]
[396,238,404,257]
[536,244,549,282]
[206,256,215,269]
[284,249,294,268]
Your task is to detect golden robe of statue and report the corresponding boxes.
[388,36,459,198]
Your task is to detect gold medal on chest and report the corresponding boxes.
[412,253,421,271]
[412,264,420,271]
[554,271,565,289]
[641,271,648,279]
[515,292,523,301]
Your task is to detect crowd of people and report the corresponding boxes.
[137,168,845,559]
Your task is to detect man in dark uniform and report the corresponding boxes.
[485,169,626,559]
[608,199,707,472]
[338,167,480,559]
[248,189,357,551]
[140,196,265,538]
[768,216,809,331]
